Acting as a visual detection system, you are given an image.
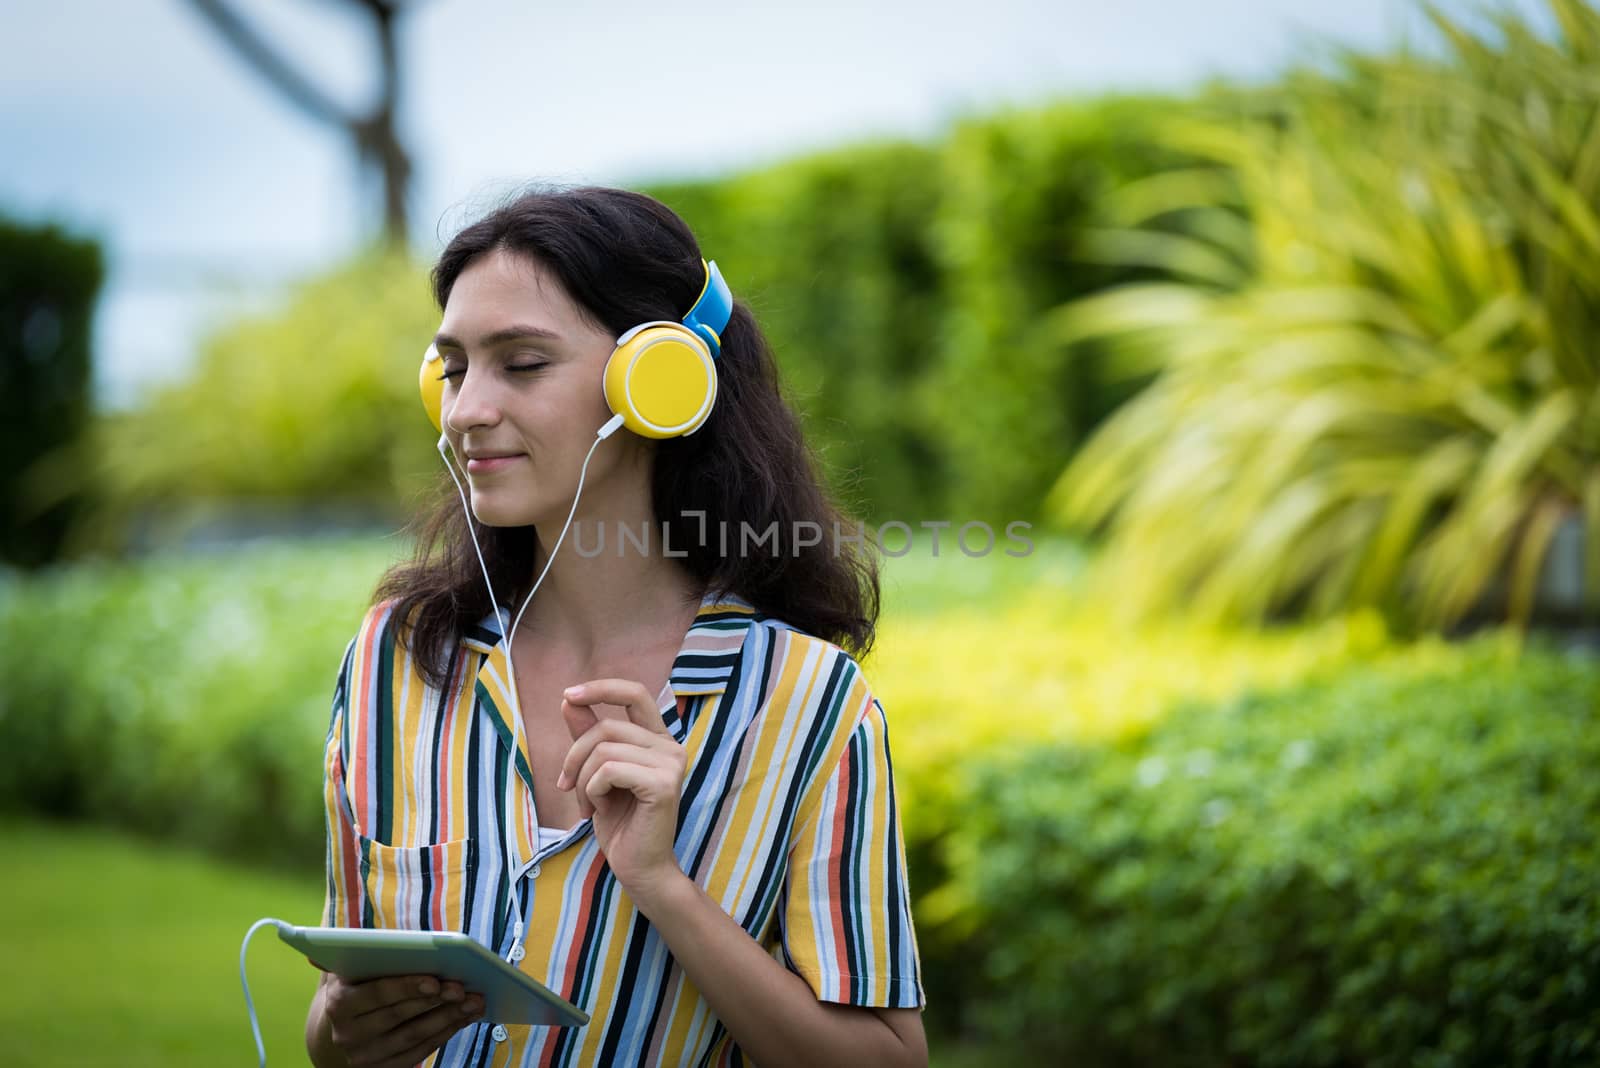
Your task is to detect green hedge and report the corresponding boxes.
[647,95,1197,523]
[649,140,951,520]
[914,97,1194,521]
[0,216,104,569]
[0,538,400,868]
[922,644,1600,1066]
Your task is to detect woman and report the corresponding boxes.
[305,187,926,1067]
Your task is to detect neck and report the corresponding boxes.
[505,473,704,661]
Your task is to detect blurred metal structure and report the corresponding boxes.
[184,0,421,246]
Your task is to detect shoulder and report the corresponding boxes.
[730,618,899,814]
[343,598,404,669]
[734,611,881,740]
[333,598,419,711]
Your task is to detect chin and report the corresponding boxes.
[467,491,544,529]
[473,511,537,529]
[474,508,543,529]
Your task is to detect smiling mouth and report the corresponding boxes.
[466,454,526,471]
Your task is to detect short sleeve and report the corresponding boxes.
[780,681,925,1009]
[321,634,364,928]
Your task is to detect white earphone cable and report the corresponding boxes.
[239,918,292,1068]
[436,413,624,967]
[436,435,509,637]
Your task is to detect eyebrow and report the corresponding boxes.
[432,324,563,351]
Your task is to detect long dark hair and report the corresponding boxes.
[374,185,880,689]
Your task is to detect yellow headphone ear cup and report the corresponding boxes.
[420,346,445,433]
[604,325,717,439]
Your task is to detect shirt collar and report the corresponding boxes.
[460,588,756,697]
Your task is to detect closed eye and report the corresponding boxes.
[437,362,548,381]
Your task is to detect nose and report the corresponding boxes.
[443,365,502,436]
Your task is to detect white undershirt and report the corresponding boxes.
[536,823,578,853]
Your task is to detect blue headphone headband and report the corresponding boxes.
[682,259,733,357]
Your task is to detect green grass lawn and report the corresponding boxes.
[5,819,324,1067]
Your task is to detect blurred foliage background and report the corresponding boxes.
[4,1,1599,1066]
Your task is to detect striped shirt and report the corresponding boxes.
[321,589,924,1067]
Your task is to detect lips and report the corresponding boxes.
[465,453,526,473]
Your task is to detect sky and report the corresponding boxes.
[0,0,1524,409]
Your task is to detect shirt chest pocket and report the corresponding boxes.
[357,834,478,933]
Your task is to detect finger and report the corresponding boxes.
[349,994,445,1040]
[361,998,484,1067]
[371,1024,474,1068]
[565,678,669,735]
[587,758,678,811]
[566,680,634,726]
[558,719,673,790]
[328,974,442,1022]
[558,718,604,791]
[573,742,672,818]
[371,1015,479,1068]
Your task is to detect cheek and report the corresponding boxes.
[559,370,618,427]
[512,386,606,449]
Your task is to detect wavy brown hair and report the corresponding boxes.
[374,186,880,689]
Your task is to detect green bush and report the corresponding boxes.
[924,642,1600,1066]
[74,249,439,555]
[0,216,104,569]
[0,538,401,867]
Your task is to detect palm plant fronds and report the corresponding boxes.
[1047,0,1600,632]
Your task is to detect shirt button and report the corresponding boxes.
[509,944,526,962]
[530,864,542,878]
[491,1024,509,1043]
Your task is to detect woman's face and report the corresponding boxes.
[433,248,644,528]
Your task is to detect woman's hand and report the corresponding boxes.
[310,971,483,1068]
[558,678,689,902]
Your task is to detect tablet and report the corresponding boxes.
[277,924,589,1027]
